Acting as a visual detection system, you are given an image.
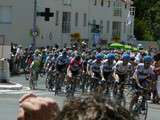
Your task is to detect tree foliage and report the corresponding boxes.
[134,0,160,41]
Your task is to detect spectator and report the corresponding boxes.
[153,52,160,103]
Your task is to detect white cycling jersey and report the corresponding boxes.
[101,59,116,73]
[91,60,101,73]
[134,63,154,80]
[114,60,131,75]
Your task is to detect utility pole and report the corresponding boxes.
[32,0,37,49]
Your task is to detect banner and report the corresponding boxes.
[126,11,132,26]
[93,33,100,45]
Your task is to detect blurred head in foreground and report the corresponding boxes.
[57,95,135,120]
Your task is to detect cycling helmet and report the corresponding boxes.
[48,52,53,57]
[104,54,108,59]
[95,53,102,60]
[62,51,67,56]
[35,49,40,54]
[130,56,135,61]
[107,53,115,60]
[122,54,130,61]
[75,55,81,61]
[143,55,153,63]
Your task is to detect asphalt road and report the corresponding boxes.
[0,75,160,120]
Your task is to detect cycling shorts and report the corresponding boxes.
[56,64,66,72]
[103,72,112,80]
[71,70,79,76]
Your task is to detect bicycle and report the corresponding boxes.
[55,70,66,95]
[45,70,56,91]
[81,73,91,93]
[29,70,38,90]
[66,74,82,98]
[24,66,30,80]
[89,76,106,96]
[131,87,149,120]
[113,80,129,107]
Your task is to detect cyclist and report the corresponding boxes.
[29,50,41,89]
[56,50,70,73]
[114,54,131,82]
[55,50,70,91]
[90,53,103,92]
[101,53,116,93]
[129,55,155,111]
[66,55,82,96]
[91,54,103,79]
[67,55,82,79]
[113,54,131,95]
[44,52,54,73]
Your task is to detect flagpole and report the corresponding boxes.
[32,0,37,49]
[126,10,132,44]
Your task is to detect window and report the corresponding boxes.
[106,20,110,33]
[125,4,127,9]
[113,8,122,17]
[130,7,135,16]
[94,0,97,6]
[91,19,96,32]
[107,0,111,7]
[55,11,59,26]
[0,6,12,24]
[83,13,87,27]
[100,20,103,33]
[101,0,104,6]
[75,12,79,27]
[93,19,96,25]
[113,0,122,8]
[63,0,71,6]
[113,0,122,17]
[130,22,133,34]
[62,12,71,33]
[123,22,126,33]
[112,21,121,36]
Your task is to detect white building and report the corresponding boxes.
[0,0,135,47]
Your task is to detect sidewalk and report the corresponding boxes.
[0,82,23,90]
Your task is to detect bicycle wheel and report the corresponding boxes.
[46,72,53,89]
[48,74,55,92]
[29,76,35,90]
[25,72,30,80]
[55,74,60,95]
[81,75,86,93]
[45,74,49,89]
[132,98,148,120]
[29,78,33,90]
[65,82,72,98]
[139,100,148,120]
[24,67,30,80]
[116,92,126,107]
[31,71,37,90]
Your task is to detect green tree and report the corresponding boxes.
[133,0,160,41]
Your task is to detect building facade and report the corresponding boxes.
[0,0,135,47]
